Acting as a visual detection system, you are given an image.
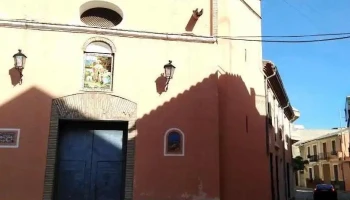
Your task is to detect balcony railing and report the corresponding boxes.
[308,155,318,162]
[317,151,339,160]
[319,153,329,160]
[330,150,337,156]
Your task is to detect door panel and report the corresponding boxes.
[57,128,124,200]
[323,164,331,183]
[334,165,339,180]
[95,162,123,200]
[314,165,320,178]
[93,130,124,161]
[56,129,94,200]
[56,161,87,200]
[91,130,124,200]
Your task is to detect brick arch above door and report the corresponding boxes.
[42,92,137,200]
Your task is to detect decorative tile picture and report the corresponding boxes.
[0,129,20,148]
[83,53,113,91]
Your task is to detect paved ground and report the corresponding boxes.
[295,188,350,200]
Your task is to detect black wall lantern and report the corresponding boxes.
[13,49,27,85]
[164,60,176,91]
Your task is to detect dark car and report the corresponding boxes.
[313,184,337,200]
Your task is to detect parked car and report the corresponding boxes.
[313,184,337,200]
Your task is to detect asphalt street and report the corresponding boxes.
[296,188,350,200]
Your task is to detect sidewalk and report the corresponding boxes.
[296,187,312,191]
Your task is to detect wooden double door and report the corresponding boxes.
[55,121,127,200]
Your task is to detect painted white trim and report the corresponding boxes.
[0,19,217,44]
[164,128,185,156]
[0,128,20,148]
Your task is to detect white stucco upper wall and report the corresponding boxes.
[0,0,212,35]
[216,0,264,96]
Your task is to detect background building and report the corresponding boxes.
[291,128,337,158]
[345,96,350,127]
[0,0,295,200]
[263,60,299,200]
[294,128,350,190]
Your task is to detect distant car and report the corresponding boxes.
[313,184,337,200]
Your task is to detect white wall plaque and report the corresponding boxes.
[0,129,20,148]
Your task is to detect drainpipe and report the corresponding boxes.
[282,102,290,110]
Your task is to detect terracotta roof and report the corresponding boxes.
[291,128,341,157]
[292,129,337,142]
[293,129,347,146]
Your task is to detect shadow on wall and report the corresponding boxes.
[0,87,135,200]
[136,72,270,200]
[0,72,270,200]
[155,73,168,95]
[217,72,270,200]
[0,87,56,200]
[9,67,22,86]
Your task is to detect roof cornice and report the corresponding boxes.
[263,60,295,121]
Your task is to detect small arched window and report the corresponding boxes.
[164,128,184,156]
[82,39,115,91]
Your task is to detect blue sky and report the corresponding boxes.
[261,0,350,129]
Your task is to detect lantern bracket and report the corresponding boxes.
[163,60,175,92]
[17,69,24,85]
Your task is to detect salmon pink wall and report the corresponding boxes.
[0,0,270,199]
[134,74,220,200]
[218,74,270,200]
[0,88,52,200]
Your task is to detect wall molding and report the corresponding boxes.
[0,19,217,44]
[82,36,117,52]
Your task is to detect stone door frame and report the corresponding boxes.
[42,93,137,200]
